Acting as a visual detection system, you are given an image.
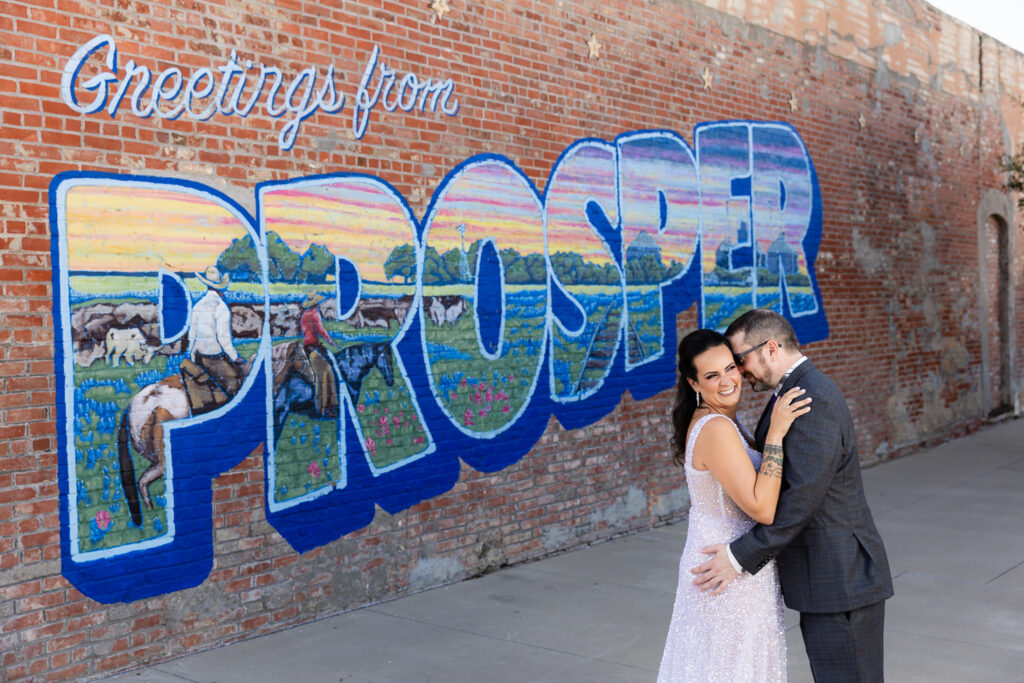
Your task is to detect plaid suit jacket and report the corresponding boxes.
[730,359,894,613]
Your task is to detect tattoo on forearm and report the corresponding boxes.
[760,445,784,479]
[760,456,783,478]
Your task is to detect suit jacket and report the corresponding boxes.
[730,359,894,613]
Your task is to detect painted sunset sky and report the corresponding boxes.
[544,144,619,269]
[63,183,250,273]
[697,123,813,275]
[425,160,545,265]
[262,178,418,283]
[61,128,812,284]
[618,134,700,270]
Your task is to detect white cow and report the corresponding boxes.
[105,327,156,367]
[427,296,466,327]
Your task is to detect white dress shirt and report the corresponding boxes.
[187,290,239,361]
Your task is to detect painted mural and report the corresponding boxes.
[51,123,827,603]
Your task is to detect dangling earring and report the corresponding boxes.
[696,390,702,407]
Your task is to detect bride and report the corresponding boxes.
[657,329,810,682]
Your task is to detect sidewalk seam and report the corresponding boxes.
[365,607,658,673]
[986,559,1024,585]
[141,668,202,683]
[886,626,1024,655]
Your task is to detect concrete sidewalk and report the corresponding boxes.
[101,418,1024,683]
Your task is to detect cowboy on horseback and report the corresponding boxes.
[300,292,342,418]
[183,265,251,414]
[118,265,253,527]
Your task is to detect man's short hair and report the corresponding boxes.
[724,309,799,350]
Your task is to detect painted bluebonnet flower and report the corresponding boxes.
[89,516,108,544]
[134,369,164,388]
[77,480,93,506]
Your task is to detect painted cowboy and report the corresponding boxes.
[300,292,341,418]
[183,266,251,413]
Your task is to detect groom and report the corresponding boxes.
[693,309,893,682]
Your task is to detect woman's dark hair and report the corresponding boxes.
[671,329,731,466]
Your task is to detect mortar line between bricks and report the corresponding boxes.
[365,607,658,673]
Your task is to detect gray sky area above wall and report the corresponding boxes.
[926,0,1024,55]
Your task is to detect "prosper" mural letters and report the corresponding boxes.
[51,123,826,602]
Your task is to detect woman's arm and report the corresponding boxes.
[696,389,809,524]
[695,417,783,524]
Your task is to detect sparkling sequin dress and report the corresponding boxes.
[657,413,787,683]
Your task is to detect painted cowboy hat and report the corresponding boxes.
[302,292,327,308]
[196,266,230,290]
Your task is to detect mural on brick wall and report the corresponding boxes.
[51,123,827,603]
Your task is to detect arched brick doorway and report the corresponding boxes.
[977,191,1018,418]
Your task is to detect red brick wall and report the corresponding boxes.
[1,0,1020,680]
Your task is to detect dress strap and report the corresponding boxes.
[685,413,737,467]
[686,413,741,516]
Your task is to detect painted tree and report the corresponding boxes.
[383,244,417,284]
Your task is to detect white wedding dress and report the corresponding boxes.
[657,413,787,682]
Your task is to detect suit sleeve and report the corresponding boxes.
[729,389,843,574]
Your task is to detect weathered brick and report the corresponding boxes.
[1,0,1022,680]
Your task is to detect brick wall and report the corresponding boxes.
[0,0,1021,680]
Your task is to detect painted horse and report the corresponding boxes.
[117,373,190,527]
[270,339,395,444]
[118,341,396,526]
[117,358,252,527]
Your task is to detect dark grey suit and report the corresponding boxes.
[730,359,893,682]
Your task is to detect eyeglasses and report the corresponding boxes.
[733,340,768,366]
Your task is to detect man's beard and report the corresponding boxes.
[747,376,774,392]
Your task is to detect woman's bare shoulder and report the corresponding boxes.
[690,413,743,449]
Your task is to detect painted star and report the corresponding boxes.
[788,92,798,112]
[701,66,713,91]
[586,33,601,59]
[430,0,451,21]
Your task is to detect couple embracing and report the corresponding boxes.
[658,309,893,682]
